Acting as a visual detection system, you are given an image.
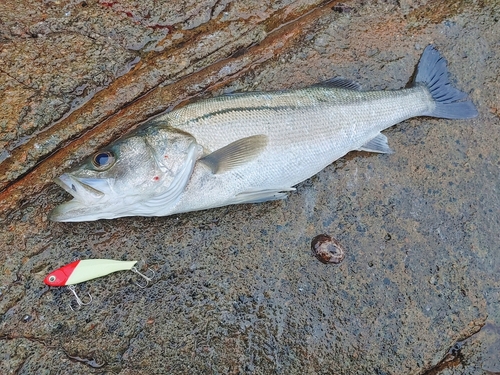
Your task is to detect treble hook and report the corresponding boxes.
[130,266,155,288]
[67,285,92,311]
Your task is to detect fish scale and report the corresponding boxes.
[162,87,430,210]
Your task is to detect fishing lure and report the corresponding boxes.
[44,259,154,310]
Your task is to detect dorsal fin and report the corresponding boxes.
[314,77,362,90]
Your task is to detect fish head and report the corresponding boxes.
[49,125,199,221]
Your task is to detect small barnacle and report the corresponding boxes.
[311,234,345,264]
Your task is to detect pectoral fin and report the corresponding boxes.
[358,133,393,154]
[199,135,268,174]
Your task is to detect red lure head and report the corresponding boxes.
[44,260,81,287]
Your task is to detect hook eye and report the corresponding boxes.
[130,267,155,288]
[67,285,92,311]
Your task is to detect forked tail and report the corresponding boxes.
[415,45,478,119]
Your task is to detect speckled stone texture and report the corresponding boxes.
[1,1,499,374]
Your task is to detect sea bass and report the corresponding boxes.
[49,45,477,222]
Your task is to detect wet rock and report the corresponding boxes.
[1,1,499,374]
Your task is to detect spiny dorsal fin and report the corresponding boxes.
[358,133,393,154]
[314,77,362,90]
[199,135,268,174]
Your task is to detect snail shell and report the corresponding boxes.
[311,234,345,264]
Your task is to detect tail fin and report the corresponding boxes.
[415,45,478,119]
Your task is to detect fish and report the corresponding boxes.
[49,45,477,222]
[44,259,140,286]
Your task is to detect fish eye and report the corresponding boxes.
[92,151,115,170]
[48,275,56,283]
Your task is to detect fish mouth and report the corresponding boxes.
[53,174,106,201]
[49,174,114,222]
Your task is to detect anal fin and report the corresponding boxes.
[358,133,393,154]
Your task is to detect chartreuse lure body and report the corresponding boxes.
[44,259,153,310]
[44,259,139,287]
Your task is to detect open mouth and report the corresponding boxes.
[49,174,116,222]
[53,174,106,202]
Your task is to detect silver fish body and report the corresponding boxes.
[168,86,428,212]
[49,46,477,222]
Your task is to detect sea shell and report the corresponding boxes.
[311,234,345,264]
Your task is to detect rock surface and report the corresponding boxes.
[1,0,499,374]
